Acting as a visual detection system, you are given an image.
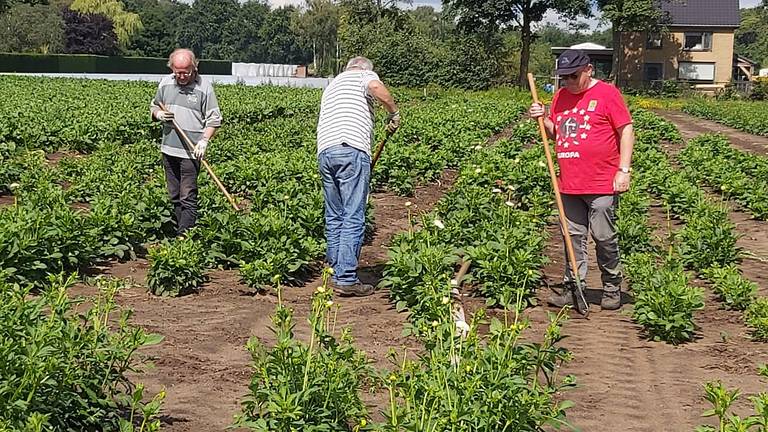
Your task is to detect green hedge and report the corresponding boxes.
[0,53,232,75]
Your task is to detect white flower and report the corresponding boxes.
[450,278,458,286]
[9,183,20,190]
[513,158,520,164]
[283,195,290,200]
[456,320,471,334]
[475,168,482,174]
[405,201,413,208]
[441,296,450,305]
[538,161,547,168]
[507,185,515,191]
[474,145,483,150]
[316,286,326,293]
[505,201,515,207]
[431,320,439,327]
[326,300,334,307]
[433,219,445,229]
[492,188,502,194]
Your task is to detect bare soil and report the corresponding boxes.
[70,114,768,431]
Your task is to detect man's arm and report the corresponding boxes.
[613,123,635,192]
[367,80,398,114]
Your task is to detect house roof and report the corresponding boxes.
[662,0,740,28]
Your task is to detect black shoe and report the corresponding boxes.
[601,289,621,310]
[335,281,376,297]
[548,285,574,308]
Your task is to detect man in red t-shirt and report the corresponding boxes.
[529,49,635,311]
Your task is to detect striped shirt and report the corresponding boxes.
[316,70,379,156]
[150,74,223,159]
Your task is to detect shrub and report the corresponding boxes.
[147,237,206,296]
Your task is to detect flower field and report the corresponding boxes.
[2,76,768,431]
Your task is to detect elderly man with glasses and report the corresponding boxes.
[529,49,635,311]
[150,48,222,236]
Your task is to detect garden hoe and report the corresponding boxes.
[158,103,240,212]
[370,131,392,172]
[526,73,590,318]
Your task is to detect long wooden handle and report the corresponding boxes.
[157,103,240,211]
[370,132,391,171]
[527,73,588,315]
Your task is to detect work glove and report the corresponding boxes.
[385,111,401,134]
[155,110,175,122]
[194,138,208,160]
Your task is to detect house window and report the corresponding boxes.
[678,62,715,82]
[644,63,663,81]
[683,32,712,51]
[646,33,662,49]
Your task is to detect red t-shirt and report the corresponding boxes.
[548,81,632,194]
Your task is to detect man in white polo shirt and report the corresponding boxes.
[317,56,400,297]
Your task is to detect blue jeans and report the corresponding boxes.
[318,145,370,285]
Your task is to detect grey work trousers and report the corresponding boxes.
[162,153,201,235]
[561,193,622,292]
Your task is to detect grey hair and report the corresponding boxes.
[345,56,373,71]
[167,48,199,69]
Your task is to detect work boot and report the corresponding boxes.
[335,281,376,297]
[548,285,574,308]
[601,289,621,310]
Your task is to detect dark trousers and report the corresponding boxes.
[162,154,201,235]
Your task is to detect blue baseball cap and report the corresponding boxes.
[556,49,591,75]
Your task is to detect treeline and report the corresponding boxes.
[735,1,768,68]
[0,0,611,88]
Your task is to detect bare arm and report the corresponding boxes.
[367,80,398,114]
[529,103,555,139]
[617,123,634,168]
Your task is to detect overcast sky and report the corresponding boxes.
[268,0,764,30]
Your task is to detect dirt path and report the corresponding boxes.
[654,109,768,155]
[71,170,456,432]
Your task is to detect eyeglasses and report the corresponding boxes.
[560,72,580,80]
[173,71,194,77]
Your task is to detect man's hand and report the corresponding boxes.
[155,110,175,122]
[194,138,208,160]
[613,170,631,193]
[528,103,546,119]
[386,111,400,134]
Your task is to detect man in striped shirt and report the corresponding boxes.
[150,48,222,236]
[317,56,400,296]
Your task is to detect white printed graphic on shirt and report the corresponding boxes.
[556,108,592,156]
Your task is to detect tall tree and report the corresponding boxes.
[442,0,591,86]
[296,0,340,74]
[176,0,239,59]
[123,0,188,57]
[62,8,119,55]
[735,3,768,67]
[0,3,65,53]
[597,0,668,86]
[69,0,142,47]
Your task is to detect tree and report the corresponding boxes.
[597,0,668,86]
[735,4,768,67]
[295,0,340,74]
[62,8,119,55]
[69,0,142,47]
[0,3,65,53]
[123,0,188,57]
[221,0,271,62]
[176,0,239,59]
[442,0,591,86]
[257,6,309,64]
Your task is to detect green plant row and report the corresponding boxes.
[0,274,164,432]
[678,133,768,220]
[379,121,553,331]
[613,112,704,344]
[682,99,768,137]
[631,110,767,341]
[695,376,768,432]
